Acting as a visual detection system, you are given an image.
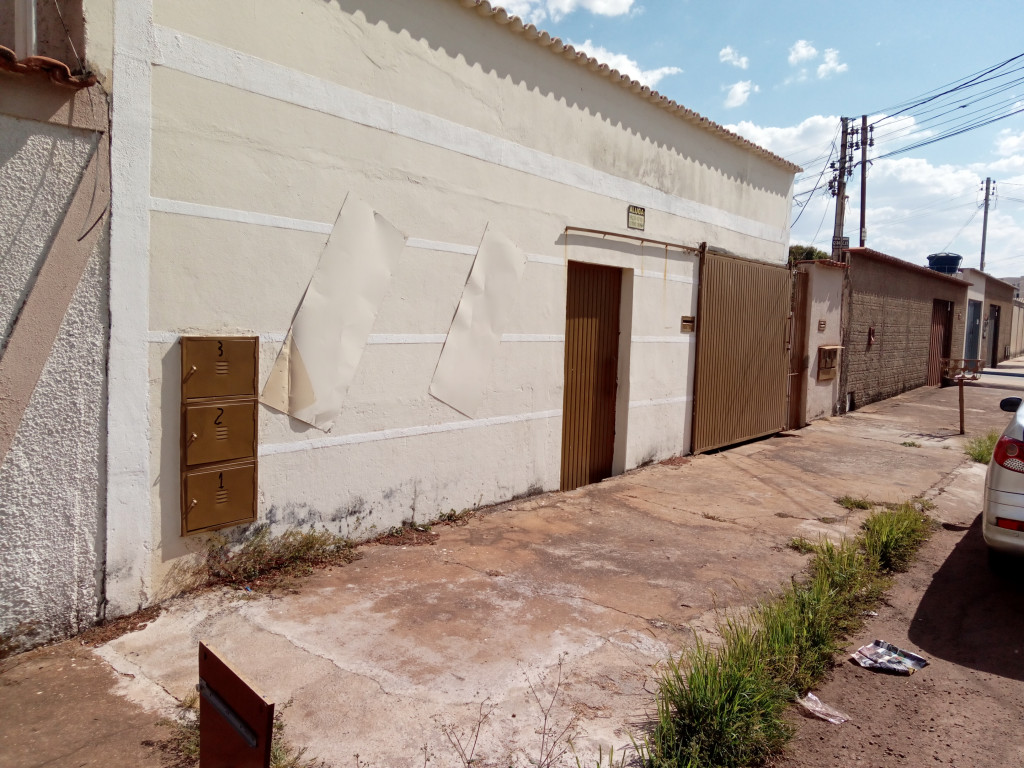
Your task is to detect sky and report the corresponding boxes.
[499,0,1024,277]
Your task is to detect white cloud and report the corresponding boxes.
[569,39,682,87]
[502,0,635,24]
[719,46,749,69]
[816,49,848,78]
[730,114,1024,275]
[724,80,758,108]
[788,40,817,66]
[996,128,1024,157]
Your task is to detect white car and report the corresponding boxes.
[984,395,1024,564]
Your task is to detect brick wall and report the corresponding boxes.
[844,252,967,409]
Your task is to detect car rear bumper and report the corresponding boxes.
[983,496,1024,553]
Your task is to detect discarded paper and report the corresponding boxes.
[851,640,929,675]
[796,692,850,724]
[429,227,528,418]
[261,196,405,431]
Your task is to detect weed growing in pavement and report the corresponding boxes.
[787,537,815,554]
[900,440,922,448]
[641,503,931,768]
[965,430,1000,463]
[439,699,495,767]
[862,502,933,573]
[525,655,580,768]
[834,495,872,510]
[158,694,325,768]
[701,512,726,522]
[205,523,361,590]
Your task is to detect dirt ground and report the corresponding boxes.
[775,502,1024,768]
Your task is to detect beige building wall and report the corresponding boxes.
[799,261,845,422]
[101,0,796,610]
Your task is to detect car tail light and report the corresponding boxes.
[994,436,1024,473]
[996,518,1024,532]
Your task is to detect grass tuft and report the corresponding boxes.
[965,430,1000,463]
[834,495,872,511]
[900,440,921,448]
[642,503,930,768]
[206,524,360,590]
[861,502,932,573]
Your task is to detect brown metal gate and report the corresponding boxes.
[788,270,809,430]
[561,261,621,491]
[691,251,791,454]
[927,299,953,385]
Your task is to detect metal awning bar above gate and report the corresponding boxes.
[564,226,702,254]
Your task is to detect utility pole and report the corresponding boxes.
[829,117,853,261]
[980,177,992,272]
[858,115,872,247]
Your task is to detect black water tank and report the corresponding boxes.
[926,252,962,275]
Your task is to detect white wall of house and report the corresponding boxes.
[101,0,796,609]
[800,261,844,422]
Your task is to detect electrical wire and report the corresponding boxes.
[941,208,981,252]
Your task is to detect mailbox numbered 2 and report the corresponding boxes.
[181,336,259,536]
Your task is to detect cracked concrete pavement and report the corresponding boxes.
[3,380,1019,767]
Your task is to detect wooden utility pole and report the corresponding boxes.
[980,177,992,272]
[831,117,851,261]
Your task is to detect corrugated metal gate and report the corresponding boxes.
[691,251,791,454]
[561,261,621,491]
[927,299,953,385]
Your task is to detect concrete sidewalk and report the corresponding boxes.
[2,383,1016,767]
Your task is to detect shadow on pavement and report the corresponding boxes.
[908,515,1024,682]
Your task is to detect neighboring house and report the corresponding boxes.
[0,0,798,651]
[960,268,1015,367]
[1009,298,1024,359]
[839,248,968,412]
[0,10,109,650]
[790,259,846,426]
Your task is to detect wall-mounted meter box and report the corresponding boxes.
[180,336,259,535]
[817,345,841,381]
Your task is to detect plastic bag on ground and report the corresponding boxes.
[796,692,850,724]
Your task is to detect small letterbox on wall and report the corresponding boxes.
[817,345,841,381]
[180,337,259,535]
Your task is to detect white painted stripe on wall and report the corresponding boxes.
[260,408,562,456]
[148,331,563,344]
[152,27,788,245]
[260,395,692,457]
[106,0,156,615]
[151,196,333,234]
[632,335,693,344]
[629,395,693,408]
[405,237,477,256]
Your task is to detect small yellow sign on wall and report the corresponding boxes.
[627,205,645,230]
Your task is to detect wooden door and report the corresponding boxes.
[561,262,621,491]
[927,300,952,385]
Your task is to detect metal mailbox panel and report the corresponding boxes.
[182,337,258,400]
[184,402,257,467]
[183,462,257,535]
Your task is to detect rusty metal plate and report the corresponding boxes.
[184,402,258,467]
[198,643,273,768]
[182,337,259,401]
[182,462,257,535]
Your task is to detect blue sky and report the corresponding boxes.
[500,0,1024,277]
